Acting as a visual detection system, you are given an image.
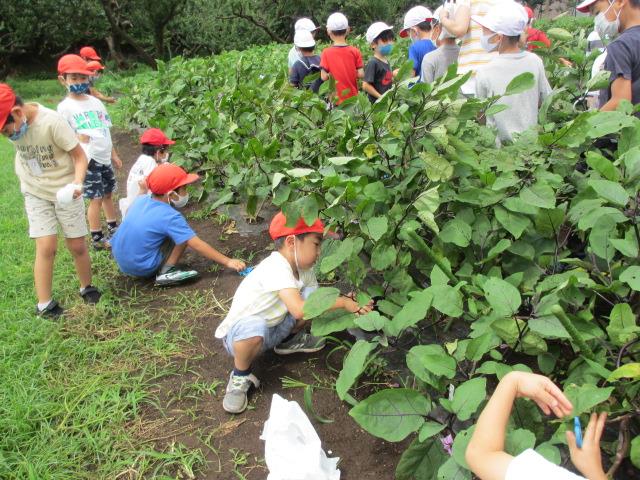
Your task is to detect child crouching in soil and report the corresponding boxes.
[215,212,373,414]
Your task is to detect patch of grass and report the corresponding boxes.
[5,77,66,109]
[0,136,206,478]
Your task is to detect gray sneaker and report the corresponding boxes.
[222,371,260,414]
[155,266,199,286]
[273,330,326,355]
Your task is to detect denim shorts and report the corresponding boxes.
[84,160,116,199]
[222,314,296,356]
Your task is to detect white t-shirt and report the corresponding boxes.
[506,449,585,480]
[288,46,302,69]
[476,51,551,143]
[215,251,318,338]
[57,95,113,165]
[13,104,79,202]
[119,154,158,217]
[457,0,504,94]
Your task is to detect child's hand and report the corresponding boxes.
[567,412,608,480]
[226,258,246,272]
[71,183,83,199]
[342,296,373,316]
[112,156,123,169]
[508,371,573,418]
[138,178,148,194]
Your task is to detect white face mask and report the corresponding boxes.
[480,32,499,52]
[170,191,189,208]
[595,1,621,41]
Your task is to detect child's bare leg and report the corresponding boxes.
[87,198,103,231]
[232,336,263,370]
[65,237,92,289]
[165,243,188,266]
[34,235,57,303]
[102,192,117,223]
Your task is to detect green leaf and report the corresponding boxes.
[387,289,433,336]
[440,219,472,247]
[355,311,388,332]
[588,179,629,207]
[494,206,531,239]
[310,310,356,336]
[419,421,447,442]
[564,384,614,416]
[396,438,447,480]
[451,378,486,421]
[547,27,573,41]
[350,388,430,442]
[485,103,510,116]
[528,316,571,339]
[336,340,376,400]
[586,152,620,181]
[505,428,536,456]
[366,216,388,242]
[286,167,314,178]
[407,344,457,381]
[422,152,454,181]
[452,426,474,468]
[607,303,640,346]
[536,442,561,465]
[607,363,640,382]
[620,266,640,291]
[505,72,535,95]
[370,244,397,270]
[520,183,555,209]
[631,435,640,469]
[303,288,340,319]
[466,332,501,361]
[437,457,471,480]
[428,284,464,318]
[483,277,522,317]
[484,239,512,262]
[320,237,362,274]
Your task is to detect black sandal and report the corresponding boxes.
[36,300,64,319]
[80,285,102,305]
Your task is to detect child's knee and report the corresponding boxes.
[36,241,57,258]
[235,336,263,348]
[67,239,88,257]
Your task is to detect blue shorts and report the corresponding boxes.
[222,314,296,356]
[84,160,116,199]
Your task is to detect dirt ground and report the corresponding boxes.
[111,129,406,479]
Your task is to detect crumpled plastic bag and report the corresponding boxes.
[260,394,340,480]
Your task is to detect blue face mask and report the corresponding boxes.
[68,82,90,95]
[378,44,394,56]
[9,118,28,141]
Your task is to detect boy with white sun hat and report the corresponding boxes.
[289,30,322,92]
[288,18,319,74]
[400,6,438,76]
[473,0,551,144]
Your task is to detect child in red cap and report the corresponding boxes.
[56,54,123,250]
[119,128,175,217]
[0,83,101,318]
[86,61,116,105]
[111,163,246,286]
[214,211,373,414]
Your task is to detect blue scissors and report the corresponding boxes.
[574,417,583,448]
[238,266,255,277]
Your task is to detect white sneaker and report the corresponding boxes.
[222,371,260,414]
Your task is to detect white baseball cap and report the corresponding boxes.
[366,22,394,44]
[471,1,528,36]
[294,30,316,48]
[294,18,318,32]
[327,12,349,31]
[576,0,599,13]
[400,6,435,37]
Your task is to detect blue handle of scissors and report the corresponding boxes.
[239,266,254,277]
[574,417,583,449]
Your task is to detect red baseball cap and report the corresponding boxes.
[576,0,598,13]
[524,6,534,19]
[79,46,101,61]
[86,61,105,72]
[58,54,93,76]
[0,83,16,129]
[269,211,325,240]
[140,128,176,146]
[147,163,200,194]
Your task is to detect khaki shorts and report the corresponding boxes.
[24,192,88,239]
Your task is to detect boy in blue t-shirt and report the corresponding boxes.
[111,163,245,286]
[400,6,437,76]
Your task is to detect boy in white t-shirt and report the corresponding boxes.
[56,54,123,250]
[215,212,373,414]
[466,371,608,480]
[0,83,101,318]
[473,1,551,144]
[119,128,174,218]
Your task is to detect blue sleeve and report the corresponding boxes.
[167,212,196,245]
[408,45,420,73]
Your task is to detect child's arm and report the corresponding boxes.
[89,86,116,104]
[321,69,330,82]
[600,77,632,112]
[362,82,381,100]
[466,371,574,480]
[186,235,246,271]
[111,147,122,169]
[69,144,89,197]
[439,4,471,38]
[357,67,365,80]
[278,289,372,321]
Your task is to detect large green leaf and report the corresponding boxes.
[483,277,522,316]
[607,363,640,382]
[437,457,471,480]
[505,72,535,95]
[440,218,472,247]
[631,435,640,469]
[494,206,531,239]
[607,303,640,346]
[519,183,555,209]
[505,428,536,456]
[396,438,448,480]
[387,289,433,336]
[620,266,640,291]
[451,378,486,421]
[310,310,356,336]
[355,311,389,332]
[564,384,614,416]
[336,340,376,400]
[350,388,430,442]
[303,287,340,319]
[366,216,388,242]
[371,244,397,270]
[588,179,629,207]
[428,284,464,318]
[407,344,457,381]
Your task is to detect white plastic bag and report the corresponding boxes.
[260,394,340,480]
